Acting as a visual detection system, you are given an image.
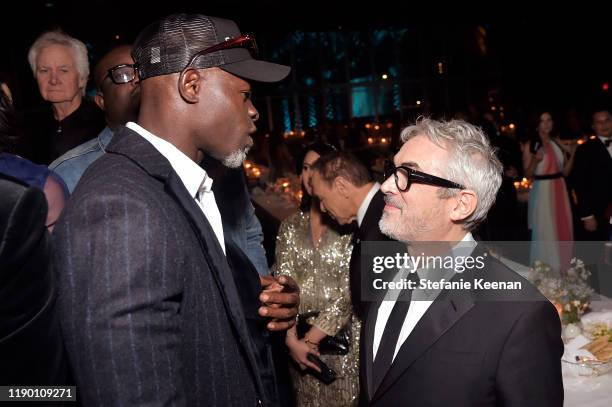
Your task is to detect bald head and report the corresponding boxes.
[93,45,140,129]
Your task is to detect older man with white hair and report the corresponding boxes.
[360,118,563,407]
[23,31,104,164]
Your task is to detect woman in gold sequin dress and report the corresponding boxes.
[273,143,360,407]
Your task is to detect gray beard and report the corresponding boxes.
[379,212,402,241]
[221,147,250,168]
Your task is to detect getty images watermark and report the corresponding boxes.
[369,250,516,291]
[360,241,612,302]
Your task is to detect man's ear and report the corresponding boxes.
[78,76,88,91]
[334,176,351,198]
[94,92,105,111]
[178,68,202,103]
[449,189,478,222]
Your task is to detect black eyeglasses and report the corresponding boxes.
[182,33,258,71]
[104,64,137,85]
[383,160,465,192]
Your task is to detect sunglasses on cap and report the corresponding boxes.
[182,33,258,71]
[383,160,465,192]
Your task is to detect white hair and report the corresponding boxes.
[400,117,503,230]
[27,31,90,94]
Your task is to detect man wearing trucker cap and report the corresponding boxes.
[54,14,292,406]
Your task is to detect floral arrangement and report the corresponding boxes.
[527,258,594,324]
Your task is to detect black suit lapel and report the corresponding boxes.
[371,292,475,402]
[107,128,268,400]
[359,190,386,241]
[351,190,388,319]
[369,245,483,403]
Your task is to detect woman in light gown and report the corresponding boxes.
[273,142,359,407]
[523,111,575,272]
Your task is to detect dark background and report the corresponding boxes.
[1,1,610,131]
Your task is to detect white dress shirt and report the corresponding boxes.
[373,232,476,362]
[357,182,381,227]
[126,122,226,254]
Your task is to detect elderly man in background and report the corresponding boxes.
[22,31,104,164]
[49,44,140,192]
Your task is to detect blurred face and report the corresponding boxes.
[592,111,612,138]
[95,46,140,129]
[197,68,259,168]
[310,171,355,224]
[35,44,85,104]
[301,150,321,196]
[379,135,453,242]
[537,112,553,136]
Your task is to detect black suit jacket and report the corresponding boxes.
[350,190,391,319]
[572,136,612,239]
[0,173,67,386]
[359,246,564,407]
[54,127,276,406]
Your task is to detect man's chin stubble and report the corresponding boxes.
[221,147,250,168]
[379,212,407,242]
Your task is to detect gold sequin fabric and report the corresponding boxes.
[273,211,360,407]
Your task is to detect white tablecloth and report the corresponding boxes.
[562,303,612,406]
[500,256,612,406]
[564,373,612,407]
[251,191,298,223]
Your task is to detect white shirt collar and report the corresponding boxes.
[452,231,476,257]
[126,122,211,197]
[357,182,380,227]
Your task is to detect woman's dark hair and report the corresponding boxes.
[530,109,558,142]
[299,141,337,211]
[0,85,18,153]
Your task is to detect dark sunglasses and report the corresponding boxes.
[182,33,258,71]
[383,160,465,192]
[104,64,137,85]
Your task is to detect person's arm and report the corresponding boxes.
[309,238,353,339]
[271,218,296,279]
[53,190,186,406]
[245,200,269,275]
[572,145,599,231]
[260,218,300,331]
[271,218,320,370]
[558,139,577,177]
[43,172,68,232]
[496,301,564,407]
[285,325,322,372]
[521,142,542,179]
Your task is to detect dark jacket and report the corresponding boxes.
[0,173,67,386]
[202,156,269,275]
[350,190,391,319]
[359,246,564,407]
[571,136,612,240]
[53,126,277,406]
[20,99,105,165]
